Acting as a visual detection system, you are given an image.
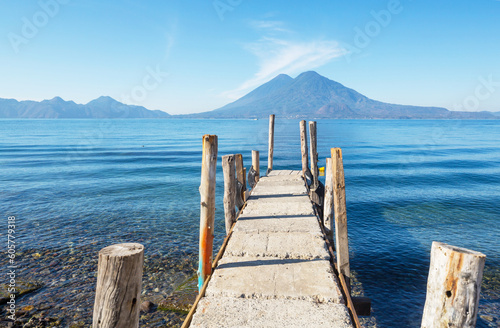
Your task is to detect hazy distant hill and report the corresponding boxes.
[0,96,170,118]
[190,71,497,119]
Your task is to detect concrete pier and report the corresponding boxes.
[190,170,354,328]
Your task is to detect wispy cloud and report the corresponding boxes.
[249,20,291,33]
[222,22,345,100]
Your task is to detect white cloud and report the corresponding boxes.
[222,23,346,100]
[249,20,291,33]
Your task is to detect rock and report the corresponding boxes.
[480,314,494,322]
[140,300,155,313]
[0,280,42,305]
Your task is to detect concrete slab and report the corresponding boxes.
[245,194,310,204]
[242,197,314,217]
[267,170,301,177]
[191,296,353,328]
[250,183,307,196]
[224,231,330,260]
[258,175,303,182]
[250,173,307,196]
[234,215,323,234]
[205,256,344,303]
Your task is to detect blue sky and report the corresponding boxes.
[1,0,499,114]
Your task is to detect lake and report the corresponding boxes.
[1,119,499,327]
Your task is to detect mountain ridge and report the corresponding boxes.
[188,71,497,119]
[0,96,170,119]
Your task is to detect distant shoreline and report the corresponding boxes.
[1,117,499,120]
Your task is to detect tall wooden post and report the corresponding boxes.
[243,167,249,200]
[331,147,350,289]
[323,158,334,240]
[421,242,486,328]
[252,150,260,182]
[250,150,260,187]
[308,121,322,216]
[198,135,218,291]
[222,155,236,235]
[93,243,144,328]
[235,154,246,209]
[309,121,318,189]
[268,114,275,173]
[300,120,309,176]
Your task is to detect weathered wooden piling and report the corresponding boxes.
[222,155,236,235]
[331,147,350,290]
[308,121,322,218]
[198,135,218,291]
[268,114,275,173]
[309,121,318,189]
[243,167,250,202]
[300,120,309,176]
[252,150,260,183]
[421,242,486,328]
[323,157,334,239]
[235,154,246,209]
[93,243,144,328]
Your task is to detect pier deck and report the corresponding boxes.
[190,170,354,328]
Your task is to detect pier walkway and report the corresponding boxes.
[190,170,353,327]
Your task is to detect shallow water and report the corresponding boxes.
[1,119,499,327]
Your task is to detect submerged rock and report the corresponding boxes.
[0,281,42,305]
[140,300,155,313]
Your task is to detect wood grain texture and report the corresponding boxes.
[300,120,309,175]
[93,243,144,328]
[323,158,334,240]
[421,242,486,328]
[268,114,275,171]
[198,135,218,291]
[308,121,318,189]
[252,150,260,184]
[222,154,236,235]
[235,154,246,208]
[331,147,350,285]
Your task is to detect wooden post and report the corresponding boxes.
[331,147,350,289]
[268,114,275,173]
[198,135,218,291]
[93,243,144,328]
[243,167,247,191]
[309,121,318,189]
[235,154,246,209]
[300,120,309,176]
[243,167,249,200]
[222,155,236,235]
[421,242,486,328]
[323,157,334,240]
[252,150,260,183]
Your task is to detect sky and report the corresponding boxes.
[0,0,499,114]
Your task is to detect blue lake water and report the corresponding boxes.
[1,119,499,327]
